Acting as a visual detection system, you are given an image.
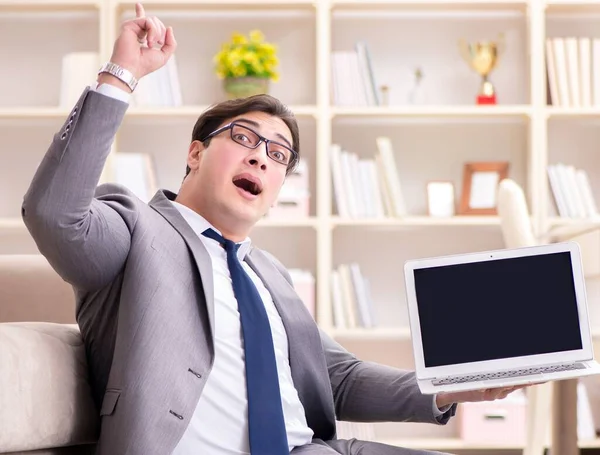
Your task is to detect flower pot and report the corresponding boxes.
[223,77,270,100]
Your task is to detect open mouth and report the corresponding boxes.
[233,174,263,196]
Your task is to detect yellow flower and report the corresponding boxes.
[249,30,265,43]
[231,32,247,45]
[213,30,279,82]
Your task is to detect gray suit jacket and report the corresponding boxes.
[21,88,456,455]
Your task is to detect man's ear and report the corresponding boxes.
[187,140,204,171]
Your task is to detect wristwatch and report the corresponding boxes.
[98,62,138,92]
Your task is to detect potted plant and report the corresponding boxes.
[214,30,280,100]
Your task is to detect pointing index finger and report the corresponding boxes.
[135,2,145,18]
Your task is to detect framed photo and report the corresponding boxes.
[427,181,455,218]
[459,162,509,215]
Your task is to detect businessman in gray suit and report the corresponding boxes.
[22,4,524,455]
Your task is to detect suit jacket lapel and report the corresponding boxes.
[148,190,215,338]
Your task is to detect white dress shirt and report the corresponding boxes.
[90,81,447,451]
[168,202,314,454]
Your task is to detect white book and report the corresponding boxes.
[347,51,368,107]
[546,38,561,106]
[330,270,347,329]
[166,56,183,106]
[565,37,581,108]
[547,164,569,217]
[376,137,407,217]
[349,263,372,328]
[330,144,349,218]
[338,264,358,328]
[365,159,385,218]
[355,41,377,106]
[349,153,366,217]
[59,52,100,108]
[375,154,394,217]
[556,163,580,218]
[553,38,571,107]
[565,165,588,217]
[579,38,592,107]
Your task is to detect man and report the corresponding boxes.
[22,4,525,455]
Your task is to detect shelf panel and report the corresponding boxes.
[0,218,25,229]
[255,217,318,228]
[117,0,314,10]
[331,327,411,340]
[331,216,501,227]
[545,0,600,13]
[547,107,600,118]
[0,0,98,10]
[332,105,532,118]
[126,105,318,119]
[0,107,72,119]
[332,0,528,11]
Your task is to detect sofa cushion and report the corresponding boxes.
[0,255,75,324]
[0,322,98,453]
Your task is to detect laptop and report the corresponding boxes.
[404,241,600,394]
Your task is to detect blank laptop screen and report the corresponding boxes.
[413,251,583,368]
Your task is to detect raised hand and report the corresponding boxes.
[99,2,177,91]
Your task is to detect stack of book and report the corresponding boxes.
[330,262,376,329]
[330,137,406,219]
[545,36,600,107]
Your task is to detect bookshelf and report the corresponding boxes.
[3,0,600,452]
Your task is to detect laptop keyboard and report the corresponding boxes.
[432,362,586,386]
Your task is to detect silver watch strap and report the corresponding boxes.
[98,62,138,92]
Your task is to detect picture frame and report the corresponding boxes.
[427,181,455,218]
[459,162,509,215]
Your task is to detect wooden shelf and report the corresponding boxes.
[332,0,528,11]
[116,0,314,10]
[545,0,600,13]
[255,217,318,228]
[331,327,411,340]
[331,216,501,227]
[126,105,318,119]
[0,0,98,10]
[547,107,600,118]
[0,107,72,119]
[0,218,24,229]
[332,105,531,118]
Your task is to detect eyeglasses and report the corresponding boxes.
[201,122,298,169]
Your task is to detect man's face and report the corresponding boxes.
[187,111,294,229]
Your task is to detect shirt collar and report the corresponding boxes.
[170,200,252,261]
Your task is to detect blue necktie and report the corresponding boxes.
[202,228,289,454]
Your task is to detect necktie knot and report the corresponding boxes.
[202,228,239,253]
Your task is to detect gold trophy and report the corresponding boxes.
[459,35,504,105]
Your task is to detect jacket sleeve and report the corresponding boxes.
[319,329,457,424]
[22,88,139,291]
[261,249,456,424]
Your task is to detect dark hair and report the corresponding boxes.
[186,94,300,177]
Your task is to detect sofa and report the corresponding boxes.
[0,255,97,454]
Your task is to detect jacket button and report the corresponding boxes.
[60,132,67,140]
[169,410,184,420]
[188,368,202,379]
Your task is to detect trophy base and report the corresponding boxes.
[476,93,497,105]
